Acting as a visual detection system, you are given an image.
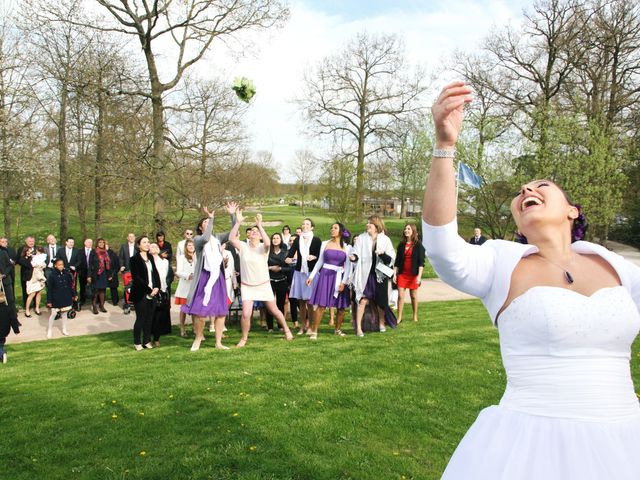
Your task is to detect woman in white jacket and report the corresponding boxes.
[350,215,396,336]
[174,239,196,337]
[423,81,640,479]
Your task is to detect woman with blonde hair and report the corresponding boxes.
[229,210,294,347]
[175,238,196,337]
[350,215,396,336]
[24,246,46,317]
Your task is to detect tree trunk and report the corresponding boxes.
[94,93,105,238]
[0,118,11,239]
[58,83,69,239]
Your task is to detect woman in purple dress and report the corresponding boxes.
[306,223,352,339]
[182,203,237,351]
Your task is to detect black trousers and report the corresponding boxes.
[289,297,298,323]
[109,287,119,305]
[133,297,156,345]
[266,279,288,330]
[20,278,28,307]
[79,274,90,304]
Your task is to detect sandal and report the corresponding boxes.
[335,329,346,337]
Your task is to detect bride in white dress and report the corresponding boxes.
[423,81,640,479]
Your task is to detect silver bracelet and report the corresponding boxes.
[432,148,456,158]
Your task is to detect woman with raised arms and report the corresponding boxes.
[182,203,237,352]
[423,81,640,479]
[229,210,294,347]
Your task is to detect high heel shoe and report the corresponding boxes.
[24,312,31,318]
[35,309,42,315]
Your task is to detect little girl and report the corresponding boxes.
[46,258,76,339]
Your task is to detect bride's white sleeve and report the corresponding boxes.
[422,218,497,299]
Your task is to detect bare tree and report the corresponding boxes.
[482,0,589,175]
[90,0,289,229]
[289,149,317,215]
[20,0,94,239]
[171,75,249,207]
[299,32,426,218]
[0,10,38,239]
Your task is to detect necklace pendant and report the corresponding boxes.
[564,271,574,284]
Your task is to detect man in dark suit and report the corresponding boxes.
[44,234,59,279]
[0,243,15,307]
[0,237,17,291]
[16,236,37,308]
[118,233,136,275]
[469,227,488,245]
[77,238,98,306]
[56,237,80,271]
[56,237,80,305]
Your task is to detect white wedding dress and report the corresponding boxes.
[442,285,640,479]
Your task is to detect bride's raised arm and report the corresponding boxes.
[421,82,497,300]
[423,81,472,226]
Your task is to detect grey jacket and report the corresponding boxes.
[185,214,235,306]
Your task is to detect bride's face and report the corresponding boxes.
[510,180,577,239]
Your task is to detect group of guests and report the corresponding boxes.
[0,207,428,357]
[0,231,174,350]
[156,202,427,350]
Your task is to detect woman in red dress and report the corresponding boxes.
[393,223,425,323]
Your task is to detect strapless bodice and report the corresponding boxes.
[497,286,640,421]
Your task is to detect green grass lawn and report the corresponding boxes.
[3,300,640,480]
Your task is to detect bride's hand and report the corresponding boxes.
[432,81,472,148]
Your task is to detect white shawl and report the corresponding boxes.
[351,232,395,302]
[202,236,222,306]
[299,231,314,274]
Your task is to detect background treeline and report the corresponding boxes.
[0,0,639,247]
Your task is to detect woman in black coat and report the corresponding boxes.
[129,235,161,350]
[393,223,425,323]
[266,232,291,332]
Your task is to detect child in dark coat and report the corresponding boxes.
[46,258,77,339]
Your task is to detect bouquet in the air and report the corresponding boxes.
[232,77,256,103]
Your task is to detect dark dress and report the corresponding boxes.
[152,259,174,340]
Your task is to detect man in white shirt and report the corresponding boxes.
[44,234,58,278]
[78,238,96,306]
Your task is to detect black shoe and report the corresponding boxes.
[99,306,107,313]
[92,306,98,315]
[55,312,61,320]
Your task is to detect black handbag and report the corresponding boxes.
[155,290,170,311]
